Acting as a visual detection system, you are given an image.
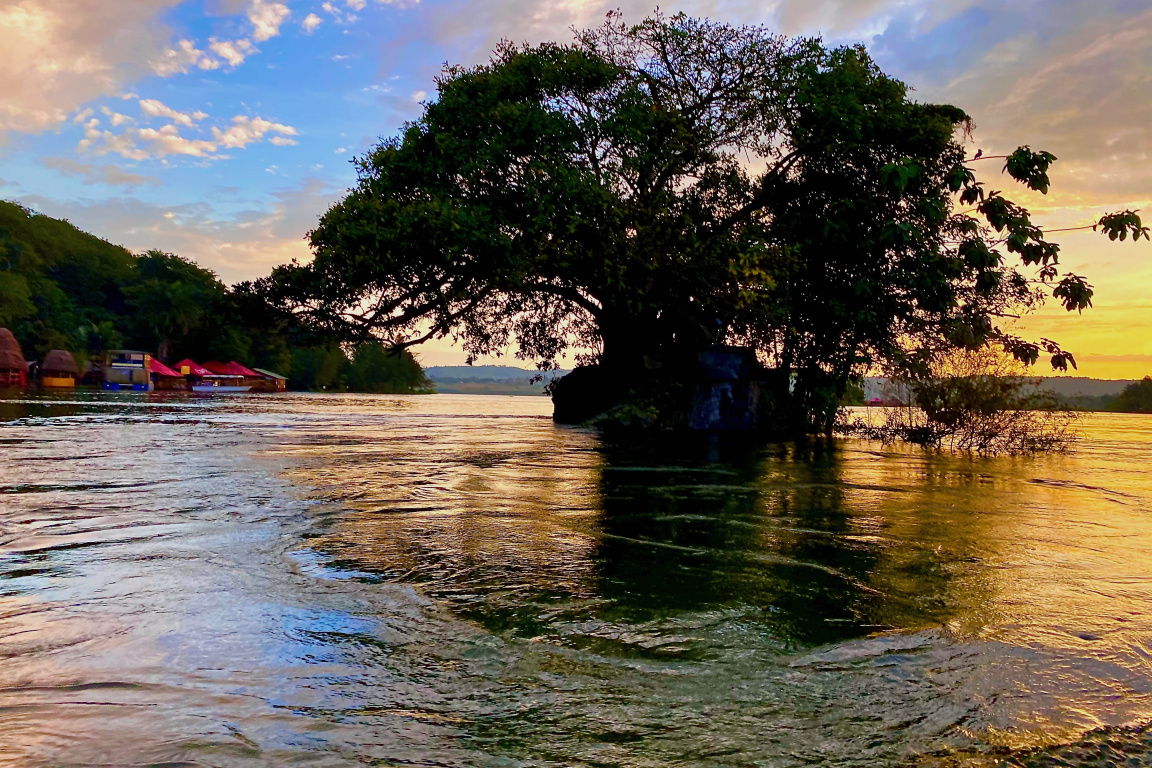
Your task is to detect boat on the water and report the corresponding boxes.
[191,383,251,393]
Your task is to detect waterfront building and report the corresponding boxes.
[41,349,79,388]
[196,360,252,392]
[251,367,288,392]
[103,350,153,391]
[149,358,188,390]
[0,328,28,388]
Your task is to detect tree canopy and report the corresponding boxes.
[263,12,1147,430]
[1111,378,1152,414]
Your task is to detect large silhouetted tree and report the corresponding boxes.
[263,12,1147,431]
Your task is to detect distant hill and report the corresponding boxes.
[424,365,568,396]
[862,375,1139,411]
[428,368,1138,400]
[1033,377,1138,398]
[863,376,1136,399]
[425,365,568,383]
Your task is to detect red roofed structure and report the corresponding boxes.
[149,358,183,377]
[149,358,188,390]
[174,359,213,377]
[228,361,260,377]
[202,360,253,377]
[191,360,251,392]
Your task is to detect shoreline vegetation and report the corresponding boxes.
[0,200,430,394]
[849,375,1149,413]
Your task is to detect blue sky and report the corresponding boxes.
[1,0,1150,370]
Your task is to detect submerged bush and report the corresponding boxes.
[841,349,1081,455]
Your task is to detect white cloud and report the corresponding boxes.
[302,13,323,33]
[101,106,134,126]
[78,112,296,160]
[209,38,258,68]
[79,118,149,161]
[152,39,220,76]
[249,0,290,41]
[136,125,220,158]
[0,0,400,143]
[212,115,298,149]
[138,98,207,128]
[0,0,964,144]
[0,0,181,138]
[411,90,426,102]
[924,5,1152,209]
[321,1,359,24]
[42,156,160,188]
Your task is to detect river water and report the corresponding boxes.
[2,392,1152,767]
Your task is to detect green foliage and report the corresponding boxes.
[1003,146,1057,194]
[0,199,135,357]
[839,382,865,406]
[1110,377,1152,413]
[1095,210,1150,242]
[123,250,223,359]
[0,200,432,395]
[345,343,432,393]
[289,344,348,391]
[286,342,431,392]
[0,201,230,361]
[0,272,34,326]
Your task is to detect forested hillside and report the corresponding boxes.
[0,201,429,392]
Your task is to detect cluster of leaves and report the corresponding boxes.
[259,13,1146,433]
[0,201,430,393]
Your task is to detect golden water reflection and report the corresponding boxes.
[4,393,1152,765]
[287,405,1152,755]
[295,409,1152,656]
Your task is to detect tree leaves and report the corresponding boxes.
[1003,145,1057,194]
[1095,210,1149,242]
[1052,273,1094,313]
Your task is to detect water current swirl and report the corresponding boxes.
[2,391,1152,766]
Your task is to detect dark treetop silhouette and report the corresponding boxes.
[261,12,1147,433]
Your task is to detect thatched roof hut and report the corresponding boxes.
[0,328,26,372]
[42,349,79,376]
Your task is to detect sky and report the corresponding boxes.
[0,0,1149,375]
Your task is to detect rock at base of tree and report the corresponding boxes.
[550,364,629,424]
